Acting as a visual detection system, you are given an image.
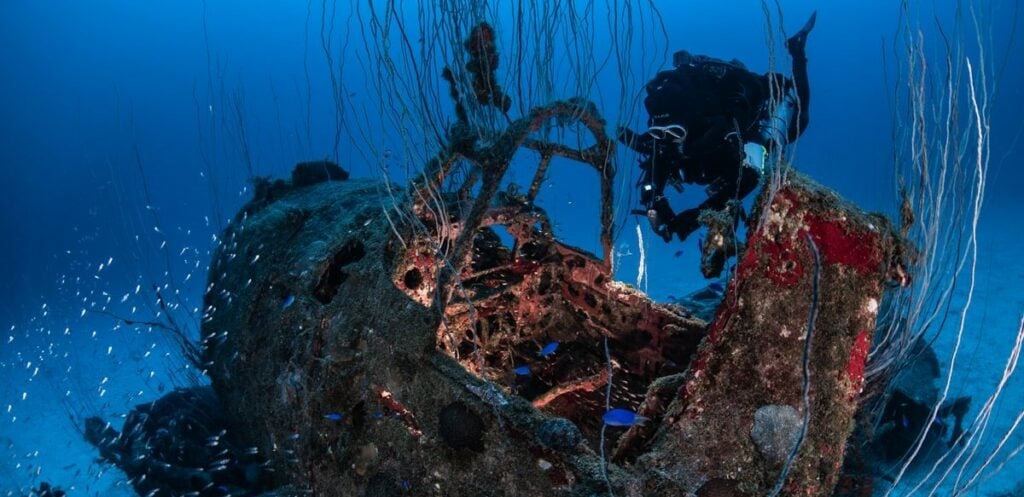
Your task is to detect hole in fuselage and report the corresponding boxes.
[313,240,366,304]
[403,268,423,290]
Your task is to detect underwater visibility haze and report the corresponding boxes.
[2,1,1024,496]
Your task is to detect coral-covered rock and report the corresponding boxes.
[751,404,802,466]
[639,171,906,496]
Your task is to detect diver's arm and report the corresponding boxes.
[666,165,760,242]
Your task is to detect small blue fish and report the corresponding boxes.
[708,282,724,293]
[539,341,559,358]
[514,365,531,376]
[902,415,910,429]
[602,408,649,427]
[323,412,343,422]
[374,411,384,419]
[402,480,412,491]
[282,295,296,309]
[673,250,684,258]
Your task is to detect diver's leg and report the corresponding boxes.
[786,11,815,139]
[787,11,816,58]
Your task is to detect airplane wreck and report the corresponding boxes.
[85,22,919,497]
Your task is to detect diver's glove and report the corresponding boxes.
[631,196,676,243]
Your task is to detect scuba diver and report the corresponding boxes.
[619,12,817,242]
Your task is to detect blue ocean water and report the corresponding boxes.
[1,1,1021,495]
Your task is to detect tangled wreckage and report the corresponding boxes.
[82,22,967,497]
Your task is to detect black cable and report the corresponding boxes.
[768,232,820,497]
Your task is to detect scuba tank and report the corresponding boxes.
[744,88,797,174]
[672,49,796,175]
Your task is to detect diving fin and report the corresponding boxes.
[786,11,817,57]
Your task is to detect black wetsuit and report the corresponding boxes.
[621,15,813,243]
